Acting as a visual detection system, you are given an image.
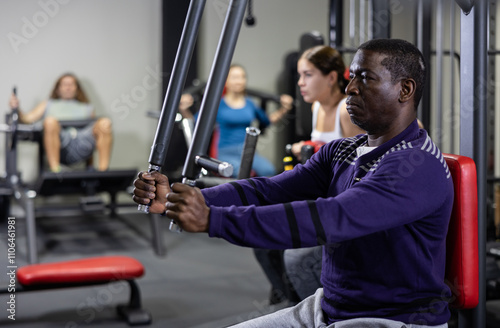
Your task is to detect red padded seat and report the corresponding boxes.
[17,256,144,287]
[443,153,479,309]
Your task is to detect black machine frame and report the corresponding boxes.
[150,0,489,327]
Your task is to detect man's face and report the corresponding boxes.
[345,49,401,136]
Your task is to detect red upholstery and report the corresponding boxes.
[443,153,479,309]
[344,67,351,81]
[303,140,326,154]
[209,127,220,159]
[17,256,144,286]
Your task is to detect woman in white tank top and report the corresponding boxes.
[284,46,365,303]
[292,46,365,160]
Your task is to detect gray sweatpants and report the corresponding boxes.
[229,288,448,328]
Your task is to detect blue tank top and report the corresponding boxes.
[216,98,269,149]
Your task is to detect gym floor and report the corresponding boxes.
[2,198,500,328]
[0,198,287,328]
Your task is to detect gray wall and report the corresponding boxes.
[198,0,331,168]
[0,0,162,182]
[0,0,334,181]
[198,0,330,93]
[1,0,422,182]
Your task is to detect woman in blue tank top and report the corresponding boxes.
[179,64,294,178]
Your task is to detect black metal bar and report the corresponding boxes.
[149,214,166,256]
[148,0,206,168]
[371,0,391,39]
[416,0,432,134]
[472,2,487,327]
[4,113,17,178]
[450,1,456,154]
[14,186,37,264]
[238,127,260,180]
[195,156,233,177]
[162,1,199,96]
[459,8,474,328]
[139,0,205,213]
[329,0,343,48]
[459,1,487,327]
[436,0,444,148]
[181,0,248,181]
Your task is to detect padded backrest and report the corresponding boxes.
[443,153,479,309]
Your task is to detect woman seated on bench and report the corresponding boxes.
[9,73,113,172]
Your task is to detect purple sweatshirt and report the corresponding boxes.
[203,120,453,325]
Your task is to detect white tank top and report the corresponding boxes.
[310,98,346,143]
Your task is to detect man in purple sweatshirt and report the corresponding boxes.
[133,39,453,328]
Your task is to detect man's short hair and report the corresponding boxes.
[358,39,426,109]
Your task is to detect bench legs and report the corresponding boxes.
[117,280,152,326]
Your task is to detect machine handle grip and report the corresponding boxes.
[195,156,233,177]
[137,164,161,213]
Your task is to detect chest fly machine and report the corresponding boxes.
[138,0,257,233]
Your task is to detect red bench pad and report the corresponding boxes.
[443,154,479,309]
[17,256,144,287]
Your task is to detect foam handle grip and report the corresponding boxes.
[137,165,161,213]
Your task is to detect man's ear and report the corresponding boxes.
[399,78,416,103]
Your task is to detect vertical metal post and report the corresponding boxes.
[487,1,496,182]
[329,0,343,48]
[349,0,356,47]
[436,0,444,148]
[148,0,206,168]
[459,1,487,327]
[492,2,500,179]
[360,0,366,44]
[5,114,17,179]
[367,0,373,40]
[23,194,37,264]
[11,188,38,264]
[416,0,432,133]
[238,127,260,180]
[182,0,248,181]
[370,0,391,40]
[170,0,247,234]
[449,1,456,153]
[149,214,165,256]
[139,0,206,213]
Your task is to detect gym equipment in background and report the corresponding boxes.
[138,0,248,234]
